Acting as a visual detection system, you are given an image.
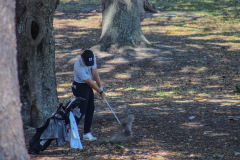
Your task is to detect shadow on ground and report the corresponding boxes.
[26,2,240,160]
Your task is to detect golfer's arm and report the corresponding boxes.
[92,67,102,88]
[85,78,102,93]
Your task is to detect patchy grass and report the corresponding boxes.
[27,1,240,160]
[60,0,101,5]
[147,0,240,38]
[152,0,240,17]
[155,89,181,97]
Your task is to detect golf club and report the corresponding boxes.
[105,98,122,125]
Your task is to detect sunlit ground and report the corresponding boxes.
[33,0,240,159]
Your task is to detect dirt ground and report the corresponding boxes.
[25,2,240,160]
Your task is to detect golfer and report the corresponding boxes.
[72,49,106,141]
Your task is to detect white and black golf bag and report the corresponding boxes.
[27,97,85,154]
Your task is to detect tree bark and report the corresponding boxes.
[0,1,29,159]
[137,0,146,14]
[99,0,151,51]
[16,0,59,128]
[138,0,158,15]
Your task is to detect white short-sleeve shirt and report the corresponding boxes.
[74,55,97,83]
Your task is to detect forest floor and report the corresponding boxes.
[26,1,240,160]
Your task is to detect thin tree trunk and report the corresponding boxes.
[0,1,29,159]
[16,0,59,128]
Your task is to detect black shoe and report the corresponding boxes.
[28,148,39,155]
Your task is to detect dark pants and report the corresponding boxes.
[72,81,95,134]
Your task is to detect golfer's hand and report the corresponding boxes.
[100,91,106,99]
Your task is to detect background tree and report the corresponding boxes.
[98,0,151,51]
[16,0,59,128]
[0,1,29,159]
[234,0,239,17]
[138,0,158,15]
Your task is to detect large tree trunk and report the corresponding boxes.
[16,0,59,128]
[0,1,29,159]
[99,0,151,51]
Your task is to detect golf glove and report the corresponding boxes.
[100,87,104,91]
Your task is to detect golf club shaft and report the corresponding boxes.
[105,98,122,125]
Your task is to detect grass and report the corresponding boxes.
[58,0,101,10]
[59,0,240,19]
[155,89,181,97]
[141,0,240,55]
[126,85,137,91]
[60,0,100,4]
[151,0,240,17]
[52,1,240,159]
[155,89,213,97]
[55,0,240,104]
[150,0,240,31]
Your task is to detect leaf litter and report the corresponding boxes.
[25,1,240,160]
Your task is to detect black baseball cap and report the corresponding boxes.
[81,50,94,66]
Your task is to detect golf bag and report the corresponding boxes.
[28,97,85,155]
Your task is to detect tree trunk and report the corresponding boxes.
[16,0,59,128]
[99,0,151,51]
[137,0,158,15]
[142,0,158,13]
[137,0,146,14]
[0,1,29,159]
